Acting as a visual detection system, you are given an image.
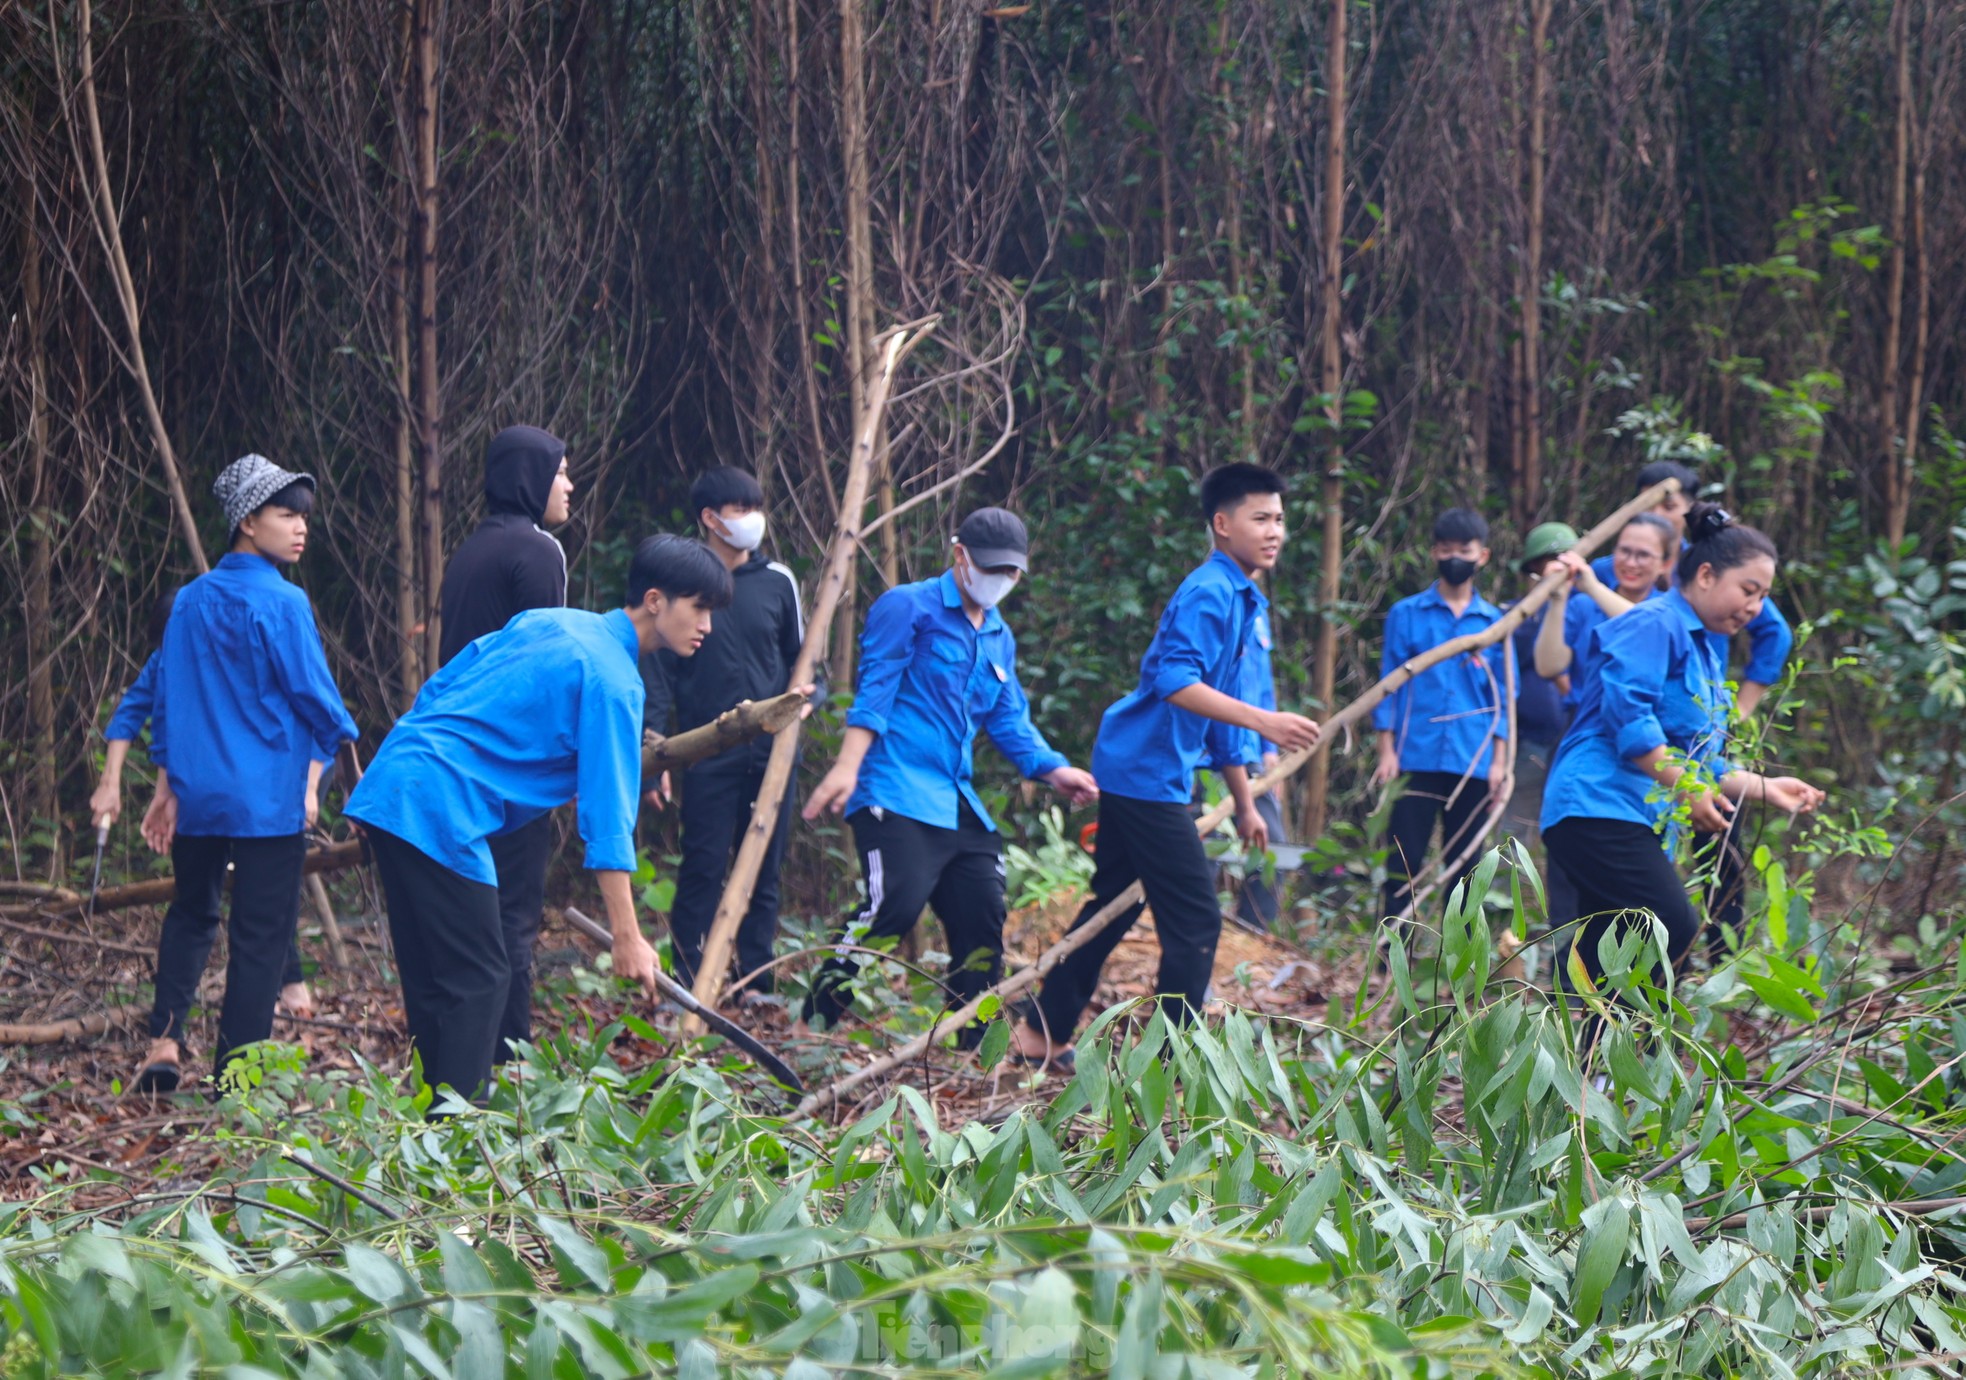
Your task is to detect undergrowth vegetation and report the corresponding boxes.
[9,834,1966,1378]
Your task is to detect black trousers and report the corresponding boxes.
[1031,792,1221,1040]
[488,813,554,1061]
[149,833,306,1075]
[804,803,1005,1044]
[668,751,794,996]
[1382,770,1493,923]
[1543,816,1701,992]
[366,827,507,1105]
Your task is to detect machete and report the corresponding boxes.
[86,814,110,919]
[562,906,804,1094]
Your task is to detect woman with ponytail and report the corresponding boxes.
[1539,503,1824,1023]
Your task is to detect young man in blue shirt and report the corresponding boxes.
[801,508,1099,1044]
[348,535,730,1106]
[1017,465,1320,1067]
[135,455,361,1092]
[1371,508,1514,930]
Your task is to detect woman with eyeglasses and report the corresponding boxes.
[1533,512,1677,704]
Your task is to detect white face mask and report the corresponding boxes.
[958,562,1019,610]
[716,511,766,551]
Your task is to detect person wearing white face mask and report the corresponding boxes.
[802,507,1100,1047]
[642,467,819,1006]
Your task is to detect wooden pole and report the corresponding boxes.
[413,0,444,673]
[9,840,365,923]
[1304,0,1349,840]
[641,692,808,780]
[793,479,1681,1119]
[73,0,207,574]
[683,320,939,1032]
[1521,0,1552,523]
[1880,0,1910,546]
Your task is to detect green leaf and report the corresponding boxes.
[1740,969,1817,1022]
[978,1016,1011,1071]
[612,1265,761,1343]
[1571,1198,1630,1325]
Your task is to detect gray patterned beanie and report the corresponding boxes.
[212,454,315,532]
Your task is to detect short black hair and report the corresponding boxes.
[625,534,734,610]
[1635,460,1699,497]
[1677,502,1777,586]
[1200,463,1287,521]
[258,481,315,517]
[1432,508,1489,544]
[691,467,765,517]
[146,587,179,651]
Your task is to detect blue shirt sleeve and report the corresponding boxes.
[1371,603,1409,733]
[263,599,360,763]
[106,654,161,743]
[1146,580,1237,702]
[980,640,1070,781]
[1597,614,1678,763]
[844,587,919,736]
[1563,591,1595,651]
[574,665,643,873]
[1743,597,1793,685]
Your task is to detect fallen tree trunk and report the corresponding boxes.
[9,839,364,922]
[0,1008,137,1046]
[792,479,1681,1119]
[642,691,809,780]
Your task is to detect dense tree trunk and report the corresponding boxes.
[413,0,444,673]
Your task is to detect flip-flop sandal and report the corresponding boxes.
[134,1060,181,1094]
[1008,1046,1076,1075]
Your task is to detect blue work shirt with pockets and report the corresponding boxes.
[1093,549,1264,803]
[1372,583,1514,777]
[346,607,645,885]
[1541,588,1735,837]
[106,653,162,744]
[844,571,1068,831]
[1592,549,1791,685]
[151,553,358,837]
[1560,589,1635,712]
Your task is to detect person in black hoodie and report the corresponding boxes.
[436,424,574,1058]
[643,466,817,1004]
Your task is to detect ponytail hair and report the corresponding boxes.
[1676,502,1777,586]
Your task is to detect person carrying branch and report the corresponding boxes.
[134,456,360,1093]
[1535,512,1675,708]
[801,507,1099,1047]
[435,424,576,1063]
[346,536,728,1109]
[1540,503,1823,1034]
[1498,523,1579,853]
[1370,508,1515,938]
[1015,465,1320,1069]
[643,467,819,1006]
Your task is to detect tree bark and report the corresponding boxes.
[1880,0,1910,546]
[413,0,444,672]
[1520,0,1552,523]
[685,321,937,1030]
[74,0,207,575]
[836,0,878,676]
[19,154,59,837]
[392,232,421,708]
[1305,0,1348,840]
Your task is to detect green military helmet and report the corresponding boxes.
[1519,521,1580,572]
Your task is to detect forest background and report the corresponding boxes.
[3,0,1964,920]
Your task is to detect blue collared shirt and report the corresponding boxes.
[151,553,358,837]
[1372,584,1514,776]
[1542,588,1735,835]
[845,572,1067,831]
[346,607,645,884]
[1592,550,1792,685]
[1560,591,1623,711]
[1093,549,1264,803]
[106,653,161,743]
[1245,608,1279,756]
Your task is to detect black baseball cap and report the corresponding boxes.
[955,507,1029,571]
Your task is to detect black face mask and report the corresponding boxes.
[1437,556,1479,586]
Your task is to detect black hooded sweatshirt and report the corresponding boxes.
[438,425,569,666]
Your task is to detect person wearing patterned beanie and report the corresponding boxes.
[134,454,359,1094]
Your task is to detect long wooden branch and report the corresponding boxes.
[642,691,809,780]
[683,319,939,1031]
[792,479,1681,1118]
[10,840,364,923]
[72,0,207,573]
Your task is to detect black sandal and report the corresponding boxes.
[134,1060,181,1094]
